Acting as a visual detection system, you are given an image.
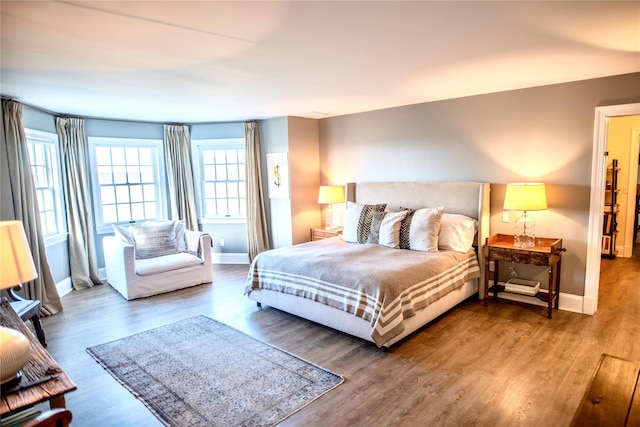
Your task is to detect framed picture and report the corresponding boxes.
[266,152,289,199]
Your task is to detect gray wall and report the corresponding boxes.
[319,72,640,296]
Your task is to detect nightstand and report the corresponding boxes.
[482,233,565,319]
[310,227,343,241]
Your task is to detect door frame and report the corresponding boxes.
[584,103,640,315]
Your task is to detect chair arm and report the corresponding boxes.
[184,230,212,263]
[102,236,137,284]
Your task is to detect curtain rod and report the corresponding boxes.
[0,95,253,126]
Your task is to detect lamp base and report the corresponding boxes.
[514,212,535,248]
[0,371,22,393]
[0,326,31,388]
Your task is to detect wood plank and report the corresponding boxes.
[570,354,640,426]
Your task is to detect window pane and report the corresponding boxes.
[98,166,114,184]
[216,182,227,198]
[202,150,214,164]
[215,165,227,180]
[204,166,215,181]
[226,150,237,163]
[95,147,112,165]
[140,166,154,183]
[112,166,127,184]
[227,182,239,198]
[214,150,226,163]
[129,185,143,202]
[204,182,215,197]
[103,205,117,223]
[144,202,157,218]
[115,186,130,203]
[228,199,240,215]
[128,165,141,184]
[138,148,153,165]
[101,186,116,204]
[216,199,227,215]
[117,204,131,222]
[131,203,145,220]
[111,147,126,165]
[125,148,139,166]
[228,165,238,181]
[143,184,156,201]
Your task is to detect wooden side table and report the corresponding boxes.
[310,227,343,241]
[0,298,76,417]
[482,234,565,319]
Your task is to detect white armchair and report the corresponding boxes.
[103,229,213,300]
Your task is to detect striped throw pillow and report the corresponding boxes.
[343,201,387,243]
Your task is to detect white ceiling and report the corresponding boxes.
[1,1,638,123]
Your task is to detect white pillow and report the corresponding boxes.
[367,210,408,248]
[439,213,478,252]
[112,223,134,245]
[143,219,187,252]
[342,201,387,243]
[405,206,445,252]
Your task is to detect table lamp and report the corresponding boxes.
[0,220,37,388]
[503,183,547,248]
[318,185,345,229]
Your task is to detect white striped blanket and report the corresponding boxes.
[245,238,480,347]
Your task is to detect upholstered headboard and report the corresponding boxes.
[345,181,491,298]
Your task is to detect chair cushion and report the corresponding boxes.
[135,252,204,276]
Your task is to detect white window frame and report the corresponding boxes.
[192,138,246,223]
[88,137,167,234]
[25,129,67,246]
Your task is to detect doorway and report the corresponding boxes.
[585,103,640,315]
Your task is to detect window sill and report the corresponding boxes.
[200,218,246,225]
[45,233,68,247]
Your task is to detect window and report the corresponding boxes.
[192,138,246,220]
[89,137,166,232]
[25,129,66,242]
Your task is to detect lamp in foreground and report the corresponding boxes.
[0,220,37,388]
[503,183,547,248]
[318,185,345,229]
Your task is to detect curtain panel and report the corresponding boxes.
[2,100,62,315]
[56,117,100,290]
[244,121,269,261]
[163,124,198,231]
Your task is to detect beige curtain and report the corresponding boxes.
[163,124,198,230]
[56,117,100,290]
[244,121,269,261]
[2,100,62,315]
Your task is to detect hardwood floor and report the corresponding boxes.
[35,255,639,426]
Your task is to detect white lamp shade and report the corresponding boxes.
[503,183,548,211]
[0,220,38,290]
[318,186,345,204]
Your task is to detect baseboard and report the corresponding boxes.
[56,277,73,297]
[212,252,250,264]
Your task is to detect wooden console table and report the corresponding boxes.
[571,354,640,426]
[0,298,76,417]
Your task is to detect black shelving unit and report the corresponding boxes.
[602,159,619,259]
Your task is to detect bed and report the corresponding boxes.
[245,181,490,348]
